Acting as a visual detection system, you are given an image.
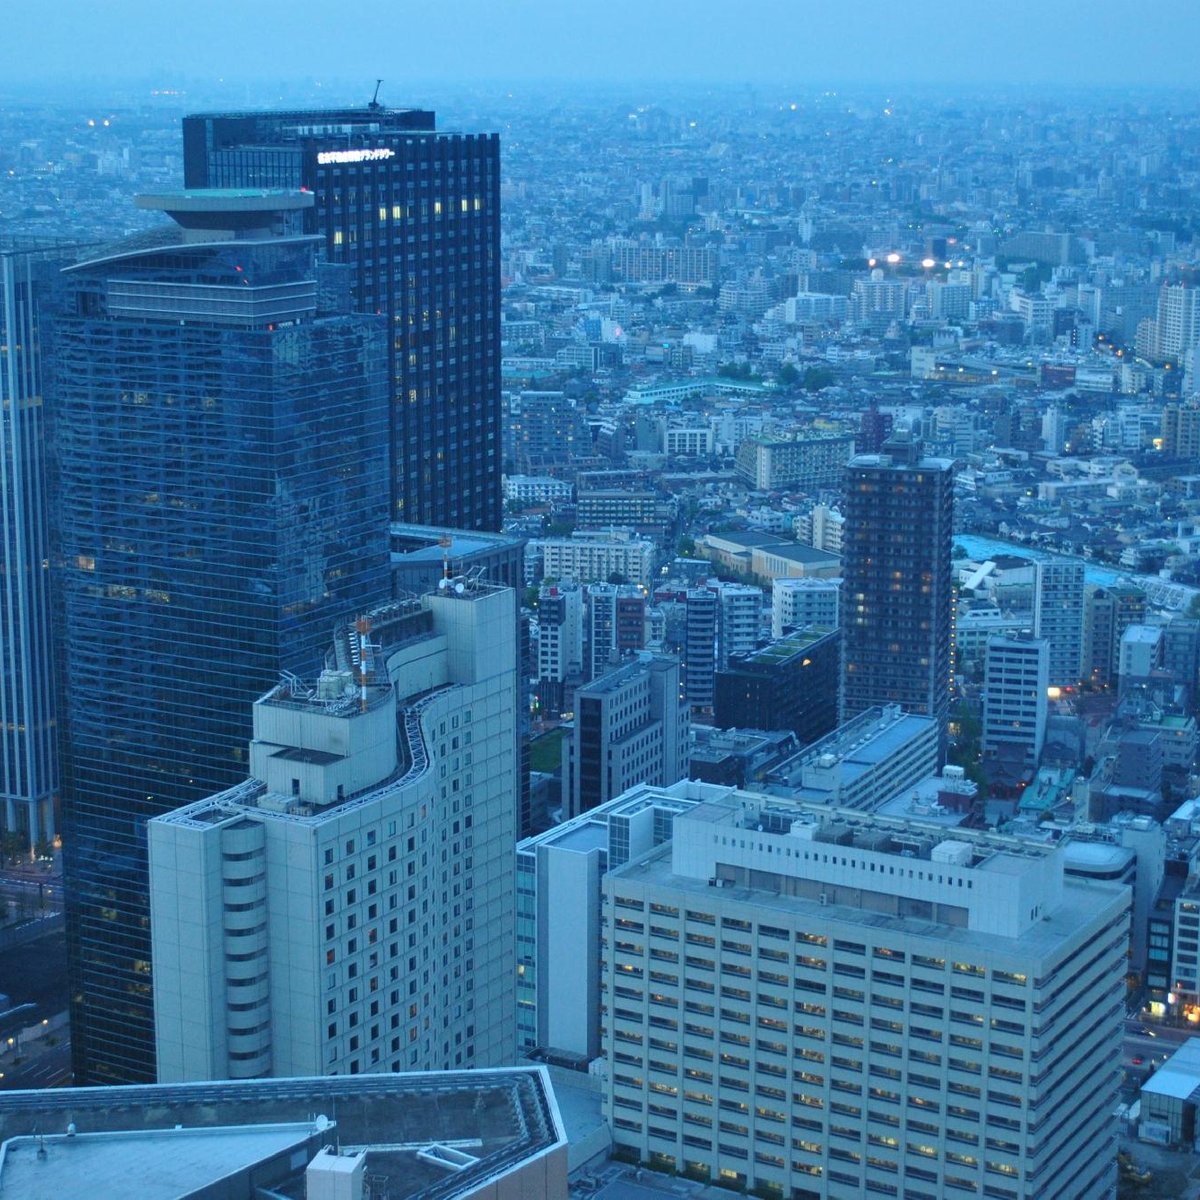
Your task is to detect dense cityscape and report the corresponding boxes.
[3,48,1200,1200]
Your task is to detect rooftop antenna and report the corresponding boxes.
[369,79,384,111]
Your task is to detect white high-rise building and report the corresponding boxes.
[1032,558,1084,689]
[1154,282,1200,361]
[982,632,1049,767]
[149,584,518,1082]
[601,790,1129,1199]
[715,582,763,668]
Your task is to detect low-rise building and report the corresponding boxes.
[0,1070,567,1200]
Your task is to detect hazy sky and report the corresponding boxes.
[2,0,1196,90]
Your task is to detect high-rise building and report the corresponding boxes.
[150,585,517,1081]
[715,582,763,669]
[585,581,646,681]
[1083,584,1146,686]
[535,582,584,717]
[683,588,718,710]
[515,781,707,1062]
[734,431,855,491]
[47,191,392,1084]
[982,631,1049,770]
[601,789,1129,1199]
[856,399,893,454]
[563,655,688,819]
[1032,558,1084,689]
[182,104,501,531]
[841,437,955,759]
[1,245,74,851]
[1161,402,1200,460]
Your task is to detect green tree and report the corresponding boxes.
[802,366,835,392]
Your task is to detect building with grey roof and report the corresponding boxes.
[763,703,939,810]
[0,1067,566,1200]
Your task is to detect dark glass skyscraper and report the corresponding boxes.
[47,191,391,1084]
[182,104,502,531]
[1,244,76,851]
[841,434,955,761]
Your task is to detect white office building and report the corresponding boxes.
[537,531,657,587]
[515,782,711,1061]
[601,790,1129,1199]
[772,577,841,639]
[763,704,939,810]
[1032,559,1084,689]
[982,632,1049,768]
[150,584,518,1083]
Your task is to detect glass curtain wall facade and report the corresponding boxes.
[182,107,502,532]
[47,197,391,1084]
[1,245,74,851]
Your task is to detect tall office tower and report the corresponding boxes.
[183,104,501,531]
[601,791,1129,1199]
[47,191,391,1085]
[1,245,74,851]
[1032,558,1084,689]
[562,655,688,819]
[841,436,955,760]
[150,585,518,1081]
[982,631,1049,770]
[683,588,718,711]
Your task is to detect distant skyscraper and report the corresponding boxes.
[683,588,718,710]
[841,436,955,759]
[47,191,392,1084]
[182,104,502,531]
[1,245,74,851]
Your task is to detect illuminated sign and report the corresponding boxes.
[316,148,396,165]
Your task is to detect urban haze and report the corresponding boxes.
[0,4,1199,1199]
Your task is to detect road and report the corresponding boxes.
[0,1043,71,1090]
[1122,1016,1196,1081]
